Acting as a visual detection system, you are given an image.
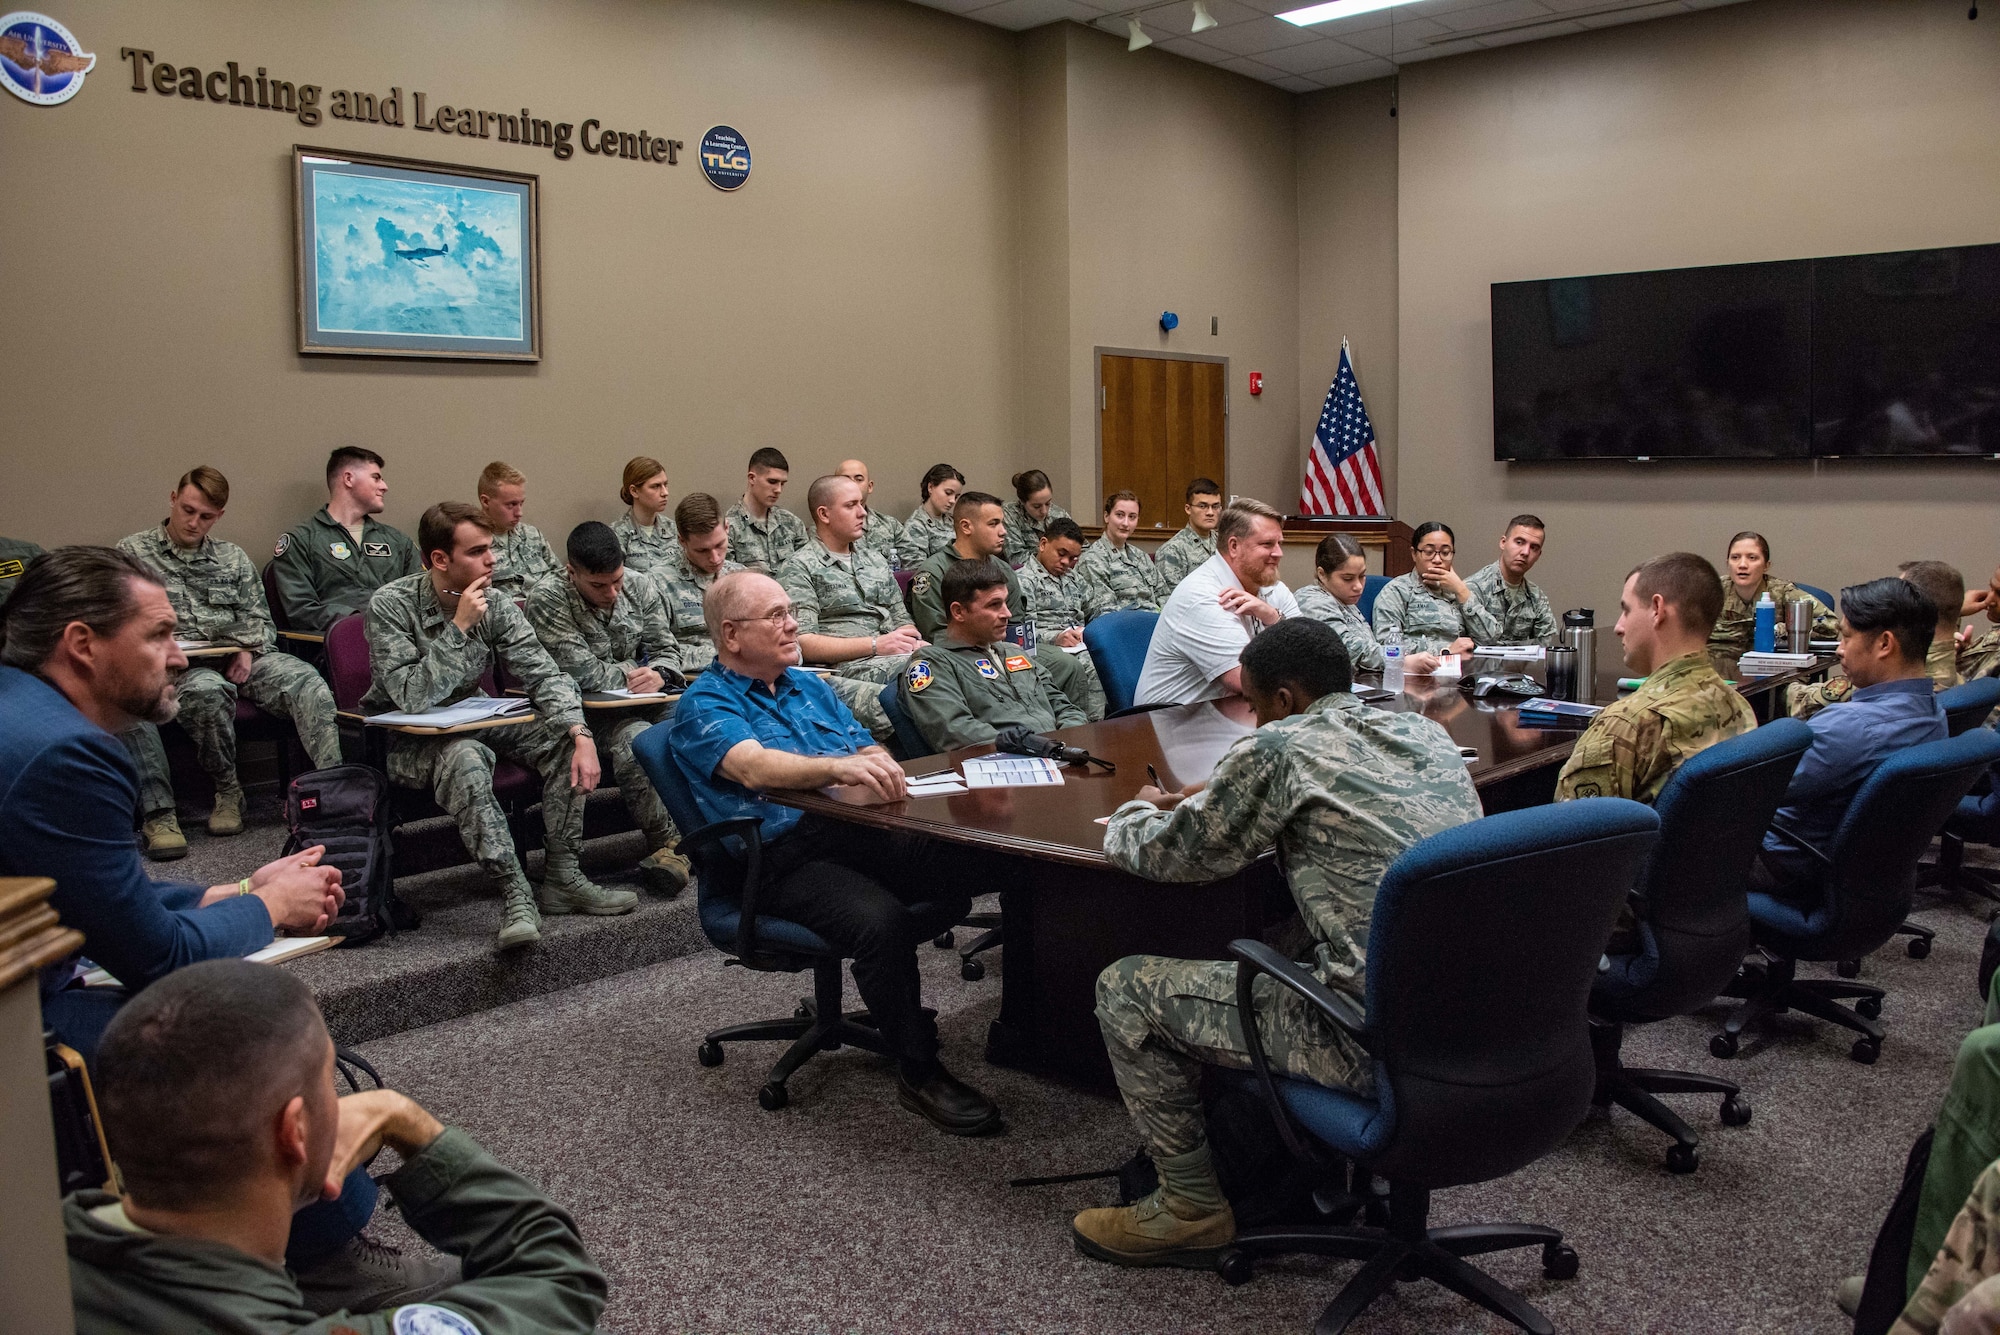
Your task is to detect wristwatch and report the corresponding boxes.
[571,724,594,740]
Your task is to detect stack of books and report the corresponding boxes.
[1736,650,1818,676]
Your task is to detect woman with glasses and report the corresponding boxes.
[1370,522,1478,657]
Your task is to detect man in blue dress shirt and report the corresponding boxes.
[1755,576,1950,895]
[666,569,1002,1136]
[0,546,453,1313]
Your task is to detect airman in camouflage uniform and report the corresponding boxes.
[900,634,1085,752]
[270,507,420,634]
[1294,583,1385,671]
[1463,560,1558,646]
[1078,642,1482,1266]
[1894,1157,2000,1335]
[1370,571,1475,654]
[1076,536,1163,620]
[364,569,635,950]
[777,537,915,740]
[1709,575,1837,655]
[859,507,905,563]
[1151,525,1218,593]
[1017,542,1109,719]
[724,498,809,573]
[526,553,692,896]
[0,534,43,607]
[488,522,561,598]
[1963,630,2000,684]
[1001,497,1071,566]
[649,544,745,672]
[896,506,957,570]
[117,523,341,843]
[1789,636,1961,720]
[610,511,677,578]
[1555,651,1755,803]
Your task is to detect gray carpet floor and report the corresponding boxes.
[347,876,2000,1334]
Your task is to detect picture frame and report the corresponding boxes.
[293,144,541,361]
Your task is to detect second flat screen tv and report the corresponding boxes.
[1493,260,1814,461]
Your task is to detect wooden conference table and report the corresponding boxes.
[774,649,1833,1088]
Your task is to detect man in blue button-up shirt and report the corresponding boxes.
[666,570,1002,1137]
[1756,577,1950,891]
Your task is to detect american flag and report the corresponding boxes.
[1300,341,1385,517]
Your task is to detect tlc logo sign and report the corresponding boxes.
[699,124,751,191]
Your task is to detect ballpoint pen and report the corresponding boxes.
[1146,763,1162,790]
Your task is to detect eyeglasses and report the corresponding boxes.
[1415,546,1454,559]
[728,604,797,626]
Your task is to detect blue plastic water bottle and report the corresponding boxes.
[1753,592,1777,654]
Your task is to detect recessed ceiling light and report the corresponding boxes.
[1277,0,1408,26]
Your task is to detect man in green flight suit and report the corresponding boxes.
[365,503,636,950]
[117,466,343,856]
[67,959,607,1334]
[1073,617,1482,1268]
[900,559,1085,751]
[526,520,692,897]
[271,447,420,633]
[909,490,1103,720]
[777,473,926,741]
[0,533,43,607]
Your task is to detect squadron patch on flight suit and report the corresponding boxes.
[329,542,352,561]
[1004,654,1034,673]
[913,574,932,597]
[907,661,933,692]
[974,657,1000,680]
[273,534,291,556]
[364,541,392,558]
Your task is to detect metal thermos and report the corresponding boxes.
[1562,609,1597,698]
[1786,599,1814,652]
[1546,646,1580,702]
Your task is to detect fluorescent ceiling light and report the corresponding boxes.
[1277,0,1407,25]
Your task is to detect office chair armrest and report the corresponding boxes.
[1229,939,1375,1169]
[1764,815,1834,868]
[679,817,770,959]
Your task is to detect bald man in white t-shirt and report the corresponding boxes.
[1135,499,1299,707]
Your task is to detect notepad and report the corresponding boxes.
[592,688,676,701]
[365,697,533,728]
[79,935,335,987]
[1517,698,1604,718]
[1473,645,1546,660]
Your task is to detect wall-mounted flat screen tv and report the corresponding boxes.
[1492,244,2000,461]
[1812,245,2000,457]
[1492,260,1813,461]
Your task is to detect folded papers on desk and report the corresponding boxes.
[81,935,334,987]
[1474,645,1547,660]
[960,756,1065,788]
[364,697,533,728]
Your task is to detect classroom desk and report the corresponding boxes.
[771,650,1834,1088]
[175,643,241,660]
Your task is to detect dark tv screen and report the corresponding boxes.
[1811,245,2000,457]
[1492,260,1813,461]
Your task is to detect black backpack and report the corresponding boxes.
[283,764,416,947]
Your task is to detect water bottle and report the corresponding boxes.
[1753,592,1777,654]
[1382,628,1404,692]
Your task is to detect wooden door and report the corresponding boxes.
[1100,354,1226,534]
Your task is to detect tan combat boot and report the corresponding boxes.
[1072,1144,1236,1269]
[142,812,188,861]
[495,874,542,951]
[638,843,692,897]
[207,784,246,836]
[538,858,638,916]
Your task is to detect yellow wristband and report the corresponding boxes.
[238,877,252,897]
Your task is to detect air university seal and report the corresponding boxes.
[0,12,94,105]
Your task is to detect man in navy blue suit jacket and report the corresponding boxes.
[0,546,460,1313]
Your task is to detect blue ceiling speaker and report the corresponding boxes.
[1159,311,1180,332]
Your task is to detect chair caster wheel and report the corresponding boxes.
[1851,1038,1881,1065]
[962,959,985,982]
[933,931,955,949]
[1710,1031,1739,1060]
[1665,1143,1700,1175]
[1541,1242,1579,1281]
[1836,959,1861,979]
[697,1040,724,1067]
[1216,1249,1254,1286]
[1719,1095,1752,1127]
[1856,996,1883,1021]
[758,1082,789,1111]
[795,1000,813,1020]
[1909,937,1932,960]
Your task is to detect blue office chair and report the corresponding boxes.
[1940,677,2000,738]
[1358,573,1391,623]
[1590,720,1812,1173]
[877,680,936,762]
[631,723,902,1111]
[1713,728,2000,1064]
[1215,799,1660,1335]
[1796,582,1836,612]
[1911,678,2000,906]
[1083,609,1158,716]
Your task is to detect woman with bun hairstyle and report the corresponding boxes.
[1002,469,1071,566]
[896,463,966,569]
[610,456,675,575]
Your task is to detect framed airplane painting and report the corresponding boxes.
[293,145,542,360]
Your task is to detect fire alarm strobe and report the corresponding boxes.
[1248,372,1263,396]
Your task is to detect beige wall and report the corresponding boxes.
[1391,0,2000,617]
[0,0,1025,551]
[1296,78,1399,513]
[1051,24,1301,529]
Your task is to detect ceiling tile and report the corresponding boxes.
[1574,1,1689,27]
[1269,73,1324,92]
[1427,0,1563,33]
[1397,34,1487,61]
[902,0,996,13]
[1312,14,1451,56]
[1215,53,1292,77]
[1149,33,1237,59]
[1195,15,1337,55]
[1250,36,1380,72]
[960,0,1116,30]
[1314,56,1401,86]
[1476,17,1584,44]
